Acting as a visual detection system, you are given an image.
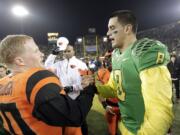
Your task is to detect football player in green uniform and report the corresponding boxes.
[82,10,173,135]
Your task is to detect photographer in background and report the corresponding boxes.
[45,37,89,135]
[167,53,180,103]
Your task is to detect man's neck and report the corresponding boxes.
[11,66,33,75]
[119,35,137,52]
[11,68,26,75]
[67,56,74,61]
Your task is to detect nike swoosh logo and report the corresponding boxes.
[122,58,129,61]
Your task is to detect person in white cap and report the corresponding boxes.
[45,37,89,135]
[45,37,88,99]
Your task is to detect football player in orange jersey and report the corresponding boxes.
[0,35,96,135]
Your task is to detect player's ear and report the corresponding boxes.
[124,24,133,34]
[13,57,25,66]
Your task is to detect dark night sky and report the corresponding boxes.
[0,0,180,44]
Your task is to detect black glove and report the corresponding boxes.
[64,86,74,93]
[80,84,97,95]
[52,46,60,55]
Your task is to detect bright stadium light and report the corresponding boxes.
[77,38,83,43]
[12,5,29,17]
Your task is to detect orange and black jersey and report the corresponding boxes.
[0,68,96,135]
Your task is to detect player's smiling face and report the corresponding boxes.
[107,17,126,49]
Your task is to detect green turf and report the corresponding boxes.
[87,95,109,135]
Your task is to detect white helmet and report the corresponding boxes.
[56,37,69,51]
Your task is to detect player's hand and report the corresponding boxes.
[106,105,115,115]
[172,78,178,81]
[81,75,95,89]
[98,95,106,102]
[52,46,60,55]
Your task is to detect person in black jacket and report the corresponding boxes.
[167,53,180,103]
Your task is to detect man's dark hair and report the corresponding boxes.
[110,10,138,33]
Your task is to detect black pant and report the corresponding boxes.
[173,80,180,99]
[81,120,88,135]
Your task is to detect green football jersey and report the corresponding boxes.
[111,38,170,134]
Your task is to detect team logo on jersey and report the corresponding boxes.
[70,65,76,68]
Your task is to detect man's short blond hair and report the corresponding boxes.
[0,35,32,65]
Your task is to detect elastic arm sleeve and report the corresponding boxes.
[137,66,173,134]
[96,72,117,98]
